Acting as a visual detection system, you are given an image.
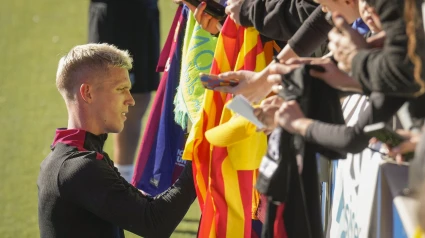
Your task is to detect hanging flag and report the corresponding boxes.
[132,6,187,195]
[174,9,218,129]
[183,18,273,237]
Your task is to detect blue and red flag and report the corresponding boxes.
[132,6,187,195]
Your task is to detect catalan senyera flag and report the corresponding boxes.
[183,18,273,238]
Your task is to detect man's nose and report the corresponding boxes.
[127,93,135,106]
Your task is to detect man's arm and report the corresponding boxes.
[351,0,424,96]
[60,159,196,237]
[238,0,318,41]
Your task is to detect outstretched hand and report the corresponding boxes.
[328,13,367,72]
[225,0,244,25]
[214,69,273,103]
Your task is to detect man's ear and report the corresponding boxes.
[79,83,93,103]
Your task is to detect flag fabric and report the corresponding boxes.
[174,8,218,129]
[183,18,273,237]
[132,6,187,195]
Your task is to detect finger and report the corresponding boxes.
[207,18,219,34]
[328,28,342,42]
[194,2,207,21]
[268,63,287,74]
[332,13,352,36]
[200,14,212,29]
[261,96,276,106]
[269,63,300,74]
[369,137,378,144]
[286,100,297,106]
[267,74,283,85]
[337,62,348,72]
[214,86,235,94]
[225,5,232,15]
[271,84,283,94]
[395,129,412,139]
[396,154,404,165]
[253,108,262,117]
[327,41,338,53]
[393,141,416,155]
[285,57,315,65]
[219,71,242,80]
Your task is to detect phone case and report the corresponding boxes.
[184,0,226,20]
[200,73,239,90]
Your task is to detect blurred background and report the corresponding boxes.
[0,1,200,237]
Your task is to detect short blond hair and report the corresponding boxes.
[56,43,133,100]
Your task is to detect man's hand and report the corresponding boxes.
[366,31,386,49]
[275,101,312,135]
[254,105,280,135]
[225,0,244,25]
[253,96,285,134]
[387,130,421,164]
[215,69,273,103]
[266,63,301,85]
[184,1,220,35]
[328,13,368,72]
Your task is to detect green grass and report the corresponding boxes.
[0,1,200,237]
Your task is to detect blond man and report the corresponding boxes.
[37,44,195,238]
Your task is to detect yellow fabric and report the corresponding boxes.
[205,107,267,171]
[414,226,425,238]
[183,20,274,237]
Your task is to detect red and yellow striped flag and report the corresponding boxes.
[183,18,273,238]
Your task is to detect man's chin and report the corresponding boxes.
[108,127,124,134]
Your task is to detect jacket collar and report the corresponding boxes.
[52,128,108,153]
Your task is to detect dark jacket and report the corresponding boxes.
[238,0,318,42]
[257,65,345,238]
[352,0,425,96]
[38,129,196,238]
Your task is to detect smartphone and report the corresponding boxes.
[200,73,239,90]
[184,0,227,20]
[363,122,414,161]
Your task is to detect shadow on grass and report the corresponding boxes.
[182,218,199,223]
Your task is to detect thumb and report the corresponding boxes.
[332,13,351,35]
[253,108,262,117]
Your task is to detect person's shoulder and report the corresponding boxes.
[57,146,111,187]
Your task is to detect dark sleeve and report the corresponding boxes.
[408,93,425,129]
[60,159,196,238]
[287,7,333,57]
[351,0,424,96]
[304,93,406,154]
[238,0,318,41]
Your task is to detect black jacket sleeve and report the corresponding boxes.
[60,157,196,238]
[351,0,425,96]
[287,6,332,57]
[304,93,406,154]
[238,0,318,41]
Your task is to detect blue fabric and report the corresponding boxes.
[352,18,370,35]
[135,10,187,196]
